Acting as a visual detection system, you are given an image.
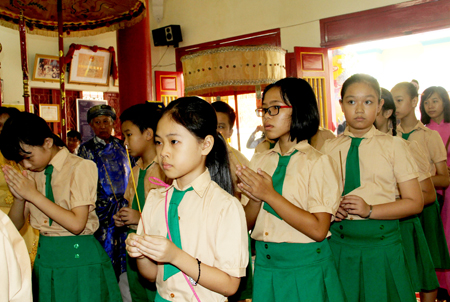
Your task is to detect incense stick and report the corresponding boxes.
[228,144,242,166]
[124,146,146,234]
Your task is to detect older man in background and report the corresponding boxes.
[78,104,131,298]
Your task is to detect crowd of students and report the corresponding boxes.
[2,73,450,302]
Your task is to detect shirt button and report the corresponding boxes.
[170,293,175,298]
[265,232,269,236]
[380,225,384,230]
[316,248,321,254]
[44,220,48,224]
[380,236,385,240]
[266,255,271,260]
[74,244,79,249]
[75,254,80,258]
[178,216,180,220]
[38,255,40,259]
[340,234,345,239]
[339,225,343,230]
[264,244,268,249]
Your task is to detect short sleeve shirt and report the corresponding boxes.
[311,127,336,150]
[397,121,447,176]
[242,140,341,243]
[137,169,248,302]
[321,126,419,220]
[26,148,99,236]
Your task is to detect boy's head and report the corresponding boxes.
[120,102,164,157]
[67,130,81,153]
[211,101,235,140]
[0,107,20,134]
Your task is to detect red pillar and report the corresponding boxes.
[117,5,152,111]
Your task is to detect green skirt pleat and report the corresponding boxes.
[127,229,156,302]
[33,234,122,302]
[252,240,346,302]
[228,235,253,302]
[419,199,450,269]
[399,215,439,291]
[329,219,416,302]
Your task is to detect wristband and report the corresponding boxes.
[365,205,373,219]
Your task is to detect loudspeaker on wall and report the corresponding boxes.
[152,25,182,48]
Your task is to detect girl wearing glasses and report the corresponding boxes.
[237,77,346,301]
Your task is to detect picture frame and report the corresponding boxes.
[39,104,60,122]
[69,46,111,86]
[32,54,60,82]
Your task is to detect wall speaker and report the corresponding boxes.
[152,25,182,48]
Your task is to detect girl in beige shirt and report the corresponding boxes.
[321,74,423,302]
[237,77,346,302]
[126,97,248,302]
[0,112,121,302]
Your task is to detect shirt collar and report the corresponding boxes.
[93,136,107,145]
[49,147,69,172]
[166,168,211,198]
[343,125,382,139]
[265,139,310,156]
[397,120,426,133]
[135,156,158,170]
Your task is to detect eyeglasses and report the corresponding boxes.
[255,105,292,117]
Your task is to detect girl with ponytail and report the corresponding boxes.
[126,97,248,302]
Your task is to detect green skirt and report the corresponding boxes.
[419,199,450,269]
[228,235,253,302]
[33,234,122,302]
[253,239,346,302]
[127,229,156,302]
[330,219,415,302]
[399,215,439,291]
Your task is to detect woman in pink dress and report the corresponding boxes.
[420,86,450,298]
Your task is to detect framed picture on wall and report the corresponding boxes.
[39,104,60,122]
[32,54,60,82]
[69,46,111,86]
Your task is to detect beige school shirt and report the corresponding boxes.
[321,126,419,220]
[0,210,32,302]
[227,145,250,193]
[137,169,248,302]
[254,127,335,153]
[26,148,99,236]
[397,121,447,176]
[310,127,336,150]
[242,140,341,243]
[124,157,172,207]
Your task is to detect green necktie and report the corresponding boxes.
[163,187,194,281]
[343,137,364,195]
[263,150,298,219]
[131,166,150,212]
[402,130,415,140]
[44,165,55,226]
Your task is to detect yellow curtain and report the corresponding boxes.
[182,45,286,96]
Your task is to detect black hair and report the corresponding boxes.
[420,86,450,124]
[0,106,20,118]
[380,88,397,136]
[391,82,418,100]
[263,77,319,143]
[211,101,236,129]
[67,129,81,141]
[0,112,66,162]
[341,73,381,101]
[162,97,234,195]
[120,102,165,133]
